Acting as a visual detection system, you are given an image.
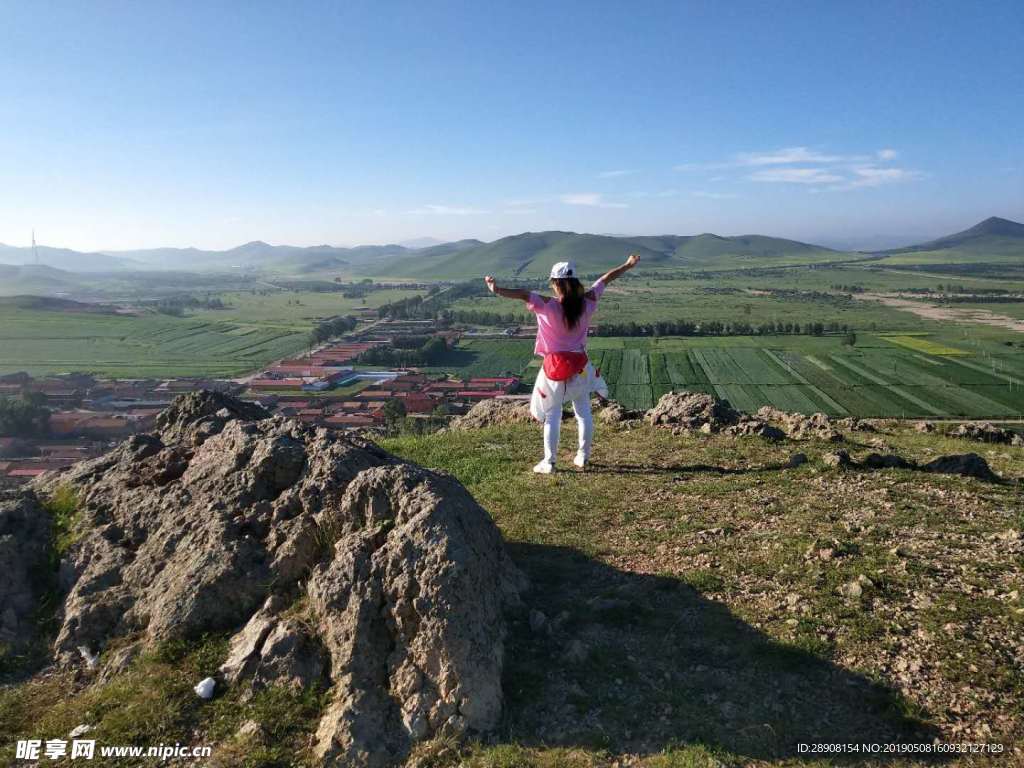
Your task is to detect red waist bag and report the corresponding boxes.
[543,351,588,382]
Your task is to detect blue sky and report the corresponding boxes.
[1,0,1021,251]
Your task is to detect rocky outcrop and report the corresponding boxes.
[723,417,785,441]
[821,449,1000,482]
[947,422,1024,447]
[448,398,533,430]
[755,406,844,442]
[31,391,526,767]
[920,453,1000,482]
[836,416,878,433]
[597,403,643,424]
[646,392,740,432]
[0,490,52,648]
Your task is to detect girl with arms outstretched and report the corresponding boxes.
[484,253,639,473]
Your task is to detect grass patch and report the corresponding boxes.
[44,484,81,559]
[0,634,321,767]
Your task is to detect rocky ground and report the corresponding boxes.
[1,392,525,768]
[386,395,1024,767]
[1,390,1022,767]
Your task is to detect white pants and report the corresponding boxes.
[542,385,593,464]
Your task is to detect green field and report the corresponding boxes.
[0,309,309,378]
[435,334,1024,418]
[0,287,422,378]
[448,275,973,329]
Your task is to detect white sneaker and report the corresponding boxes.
[532,460,555,474]
[573,452,587,469]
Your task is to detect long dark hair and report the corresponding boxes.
[551,277,586,330]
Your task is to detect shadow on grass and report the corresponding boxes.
[500,543,944,763]
[584,460,798,476]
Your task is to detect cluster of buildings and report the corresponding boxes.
[0,322,523,486]
[0,437,103,483]
[263,372,519,428]
[0,372,242,485]
[249,340,388,392]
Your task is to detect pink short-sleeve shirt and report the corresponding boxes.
[526,279,605,355]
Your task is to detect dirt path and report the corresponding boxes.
[856,292,1024,333]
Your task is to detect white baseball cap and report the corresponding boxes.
[549,260,576,279]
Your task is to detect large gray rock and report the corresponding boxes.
[33,391,525,767]
[755,406,844,442]
[921,453,1000,482]
[448,398,533,430]
[723,418,786,441]
[646,391,740,431]
[597,402,643,424]
[948,422,1023,447]
[0,490,52,648]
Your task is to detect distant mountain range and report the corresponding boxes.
[878,216,1024,257]
[0,216,1019,278]
[0,243,133,273]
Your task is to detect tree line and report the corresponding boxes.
[152,295,230,316]
[592,320,852,337]
[0,396,50,438]
[376,282,489,320]
[308,315,359,346]
[355,336,449,367]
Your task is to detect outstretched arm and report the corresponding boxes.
[484,275,532,303]
[596,253,640,286]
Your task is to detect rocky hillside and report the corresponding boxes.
[1,392,525,768]
[2,391,1022,767]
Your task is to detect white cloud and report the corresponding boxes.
[559,193,628,208]
[406,204,488,215]
[628,189,680,199]
[847,166,919,188]
[691,191,738,199]
[674,161,721,172]
[736,147,845,166]
[749,168,845,184]
[598,169,637,178]
[677,146,908,175]
[503,197,551,207]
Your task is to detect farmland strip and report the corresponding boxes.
[945,356,1023,387]
[829,355,945,416]
[763,350,848,415]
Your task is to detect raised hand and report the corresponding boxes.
[484,275,496,293]
[625,253,640,268]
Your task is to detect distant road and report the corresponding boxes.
[855,292,1024,333]
[232,314,390,384]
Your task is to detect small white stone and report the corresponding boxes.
[194,677,216,699]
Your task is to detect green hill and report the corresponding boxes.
[105,241,410,272]
[365,231,855,279]
[670,233,842,269]
[0,244,134,272]
[873,216,1024,267]
[0,294,116,313]
[0,265,86,296]
[370,232,670,279]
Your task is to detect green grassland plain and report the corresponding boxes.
[4,267,1024,420]
[0,287,422,378]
